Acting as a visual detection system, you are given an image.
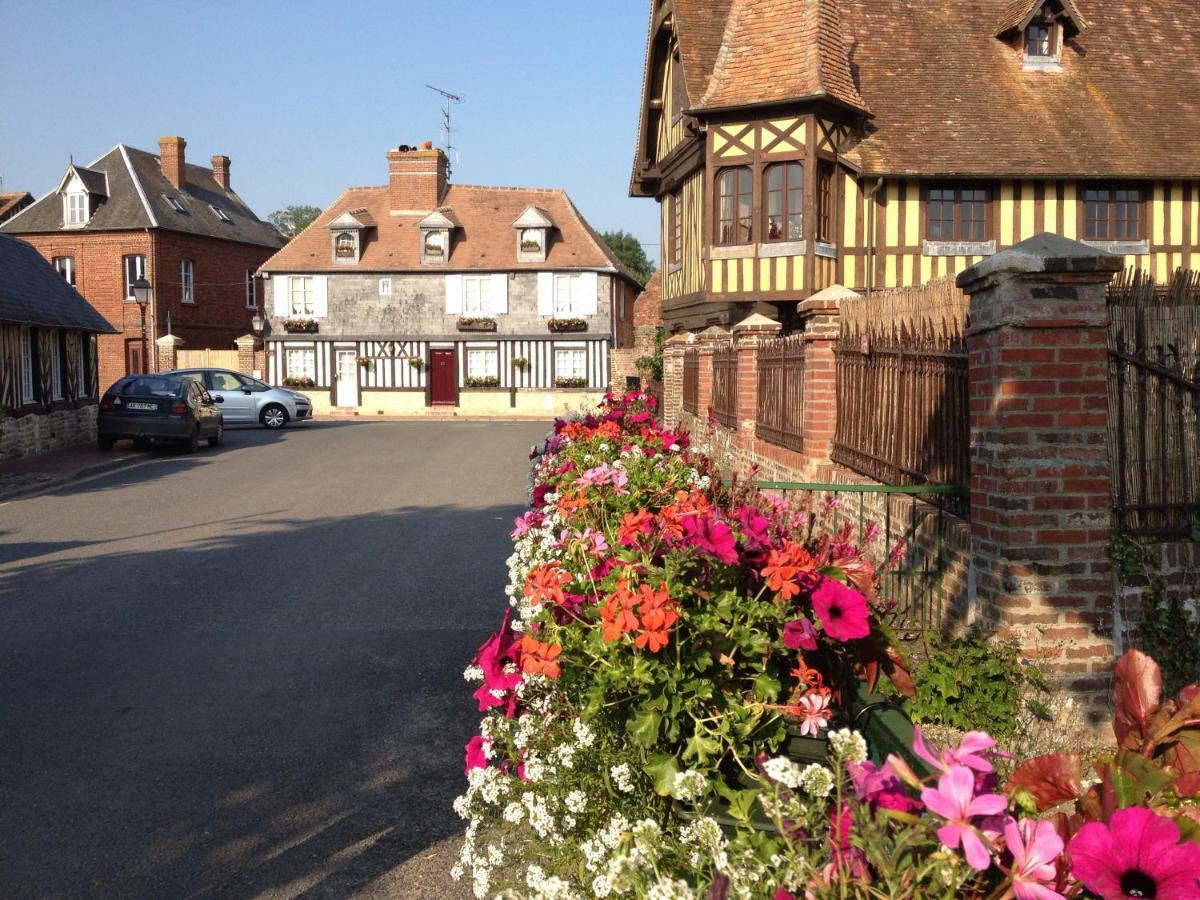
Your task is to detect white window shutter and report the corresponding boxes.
[312,276,329,317]
[445,274,463,314]
[491,273,509,314]
[579,272,599,316]
[273,276,290,316]
[537,272,554,316]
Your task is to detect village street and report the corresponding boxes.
[0,420,545,898]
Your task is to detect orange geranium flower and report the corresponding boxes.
[560,422,587,440]
[523,562,572,607]
[633,582,678,652]
[594,419,621,440]
[520,635,563,679]
[618,509,655,547]
[599,578,640,642]
[761,540,816,600]
[557,490,589,516]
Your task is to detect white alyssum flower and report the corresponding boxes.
[610,762,636,793]
[462,664,485,683]
[646,877,696,900]
[572,718,596,748]
[591,874,613,898]
[761,756,804,789]
[670,769,708,801]
[828,728,868,764]
[503,801,525,823]
[798,763,835,798]
[565,789,589,813]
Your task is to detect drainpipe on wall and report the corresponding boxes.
[864,178,884,297]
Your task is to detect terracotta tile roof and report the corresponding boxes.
[261,183,637,281]
[0,193,32,221]
[995,0,1087,35]
[673,0,736,106]
[698,0,867,112]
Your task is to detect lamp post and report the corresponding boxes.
[131,276,151,374]
[250,313,264,337]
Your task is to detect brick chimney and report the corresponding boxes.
[386,142,448,213]
[211,155,231,190]
[159,135,186,189]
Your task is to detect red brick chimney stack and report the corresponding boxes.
[159,135,187,189]
[211,155,231,190]
[386,141,448,213]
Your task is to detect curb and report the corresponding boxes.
[0,451,154,504]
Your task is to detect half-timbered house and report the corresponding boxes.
[631,0,1200,330]
[259,143,640,416]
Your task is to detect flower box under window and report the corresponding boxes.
[457,317,498,332]
[548,317,587,334]
[555,376,587,388]
[282,376,316,388]
[282,318,319,334]
[465,375,501,388]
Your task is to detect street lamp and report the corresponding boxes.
[250,312,264,336]
[131,276,151,373]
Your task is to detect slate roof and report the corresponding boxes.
[0,234,115,333]
[262,183,638,282]
[2,145,284,249]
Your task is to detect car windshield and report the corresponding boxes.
[243,377,270,391]
[117,377,184,398]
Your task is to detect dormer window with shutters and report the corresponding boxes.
[326,208,374,265]
[57,163,107,228]
[416,208,459,265]
[997,0,1087,72]
[512,206,554,263]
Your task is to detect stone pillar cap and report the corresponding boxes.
[732,313,782,334]
[803,284,860,307]
[664,332,694,346]
[698,325,732,342]
[234,334,259,347]
[957,232,1122,292]
[155,334,185,347]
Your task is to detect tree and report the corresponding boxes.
[268,205,322,237]
[601,230,656,285]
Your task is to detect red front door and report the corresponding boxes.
[430,349,457,406]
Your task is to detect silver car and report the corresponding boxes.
[167,368,312,429]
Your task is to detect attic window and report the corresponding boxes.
[210,204,232,223]
[64,192,89,227]
[335,233,356,259]
[1025,22,1055,57]
[520,229,544,254]
[423,230,447,261]
[165,195,186,213]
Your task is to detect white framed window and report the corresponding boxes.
[50,331,63,400]
[286,347,316,381]
[463,276,492,314]
[245,271,257,308]
[19,327,33,404]
[165,194,186,213]
[554,347,587,379]
[466,348,499,379]
[64,192,89,226]
[181,259,194,303]
[289,276,314,315]
[554,273,585,315]
[379,278,392,297]
[123,254,147,299]
[210,204,232,223]
[334,233,356,259]
[423,230,446,261]
[53,256,75,285]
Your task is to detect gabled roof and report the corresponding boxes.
[0,234,115,333]
[511,205,554,229]
[2,145,284,249]
[57,163,109,197]
[415,208,460,229]
[327,209,376,230]
[262,182,637,283]
[996,0,1088,37]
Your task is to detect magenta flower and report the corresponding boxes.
[783,618,819,652]
[913,726,996,775]
[471,609,523,715]
[848,760,923,815]
[681,514,739,565]
[920,765,1007,871]
[1068,806,1200,900]
[464,735,489,774]
[577,464,629,495]
[509,509,544,539]
[810,578,871,642]
[1004,817,1064,900]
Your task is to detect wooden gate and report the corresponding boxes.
[177,349,240,370]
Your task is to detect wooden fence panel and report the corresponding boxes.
[177,349,240,370]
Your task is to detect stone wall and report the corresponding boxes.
[0,405,97,460]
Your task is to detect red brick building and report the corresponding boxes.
[1,137,283,389]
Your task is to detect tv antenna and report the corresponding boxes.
[426,84,463,174]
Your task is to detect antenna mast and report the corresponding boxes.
[425,84,463,176]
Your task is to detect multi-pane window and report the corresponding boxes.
[123,254,147,299]
[180,259,194,303]
[65,192,88,226]
[1084,186,1144,241]
[716,167,752,244]
[815,162,836,243]
[467,348,499,379]
[286,347,316,381]
[289,277,313,315]
[926,185,990,241]
[765,162,804,241]
[554,273,586,315]
[53,256,75,285]
[334,233,355,258]
[555,348,587,379]
[378,278,392,297]
[463,276,492,314]
[245,271,257,308]
[1025,22,1055,57]
[669,191,682,263]
[19,327,34,404]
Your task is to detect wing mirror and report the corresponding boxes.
[212,395,225,403]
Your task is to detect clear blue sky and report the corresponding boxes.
[0,0,660,262]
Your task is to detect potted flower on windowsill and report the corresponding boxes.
[554,376,587,388]
[281,376,316,388]
[548,317,587,333]
[457,317,498,333]
[465,376,501,388]
[282,318,319,334]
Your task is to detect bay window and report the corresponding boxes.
[716,167,752,244]
[765,162,804,242]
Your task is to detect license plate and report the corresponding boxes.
[127,402,157,411]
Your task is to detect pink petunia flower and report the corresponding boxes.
[681,513,739,565]
[1005,817,1065,900]
[795,692,831,737]
[810,578,871,642]
[783,618,819,652]
[848,760,923,815]
[464,735,489,774]
[920,765,1008,871]
[912,726,996,775]
[1068,806,1200,900]
[471,609,523,716]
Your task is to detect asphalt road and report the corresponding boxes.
[0,419,547,899]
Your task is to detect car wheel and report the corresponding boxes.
[184,426,200,454]
[98,435,116,451]
[208,420,224,447]
[260,404,288,429]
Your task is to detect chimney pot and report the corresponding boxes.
[420,140,434,150]
[211,155,231,190]
[158,135,187,190]
[386,144,449,213]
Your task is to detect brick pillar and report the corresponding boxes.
[797,285,853,464]
[661,334,691,431]
[696,325,729,421]
[155,334,184,372]
[732,314,782,434]
[956,233,1121,719]
[235,334,258,376]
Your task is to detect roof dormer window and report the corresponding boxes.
[423,230,447,261]
[999,0,1085,70]
[415,208,458,265]
[335,232,356,259]
[1025,22,1055,57]
[165,194,186,214]
[64,191,89,227]
[512,206,554,263]
[210,204,232,223]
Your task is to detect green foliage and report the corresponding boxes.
[601,229,656,285]
[1113,532,1200,694]
[636,327,667,382]
[268,204,322,237]
[910,630,1041,738]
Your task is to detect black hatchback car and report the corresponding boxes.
[97,375,224,452]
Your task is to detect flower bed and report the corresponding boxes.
[454,392,1200,898]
